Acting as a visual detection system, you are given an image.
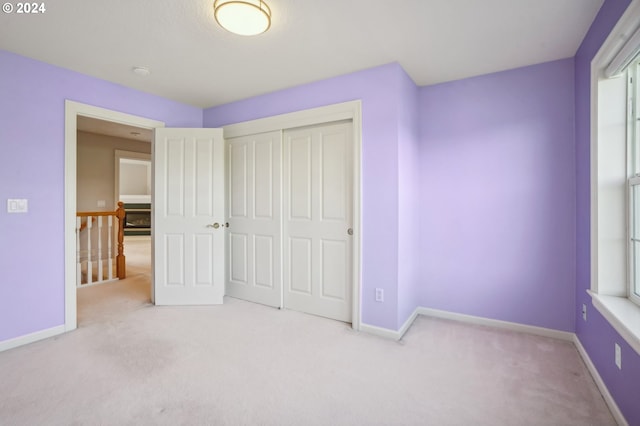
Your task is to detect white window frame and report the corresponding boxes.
[629,178,640,305]
[627,64,640,306]
[590,0,640,357]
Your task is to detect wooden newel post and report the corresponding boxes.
[115,201,126,279]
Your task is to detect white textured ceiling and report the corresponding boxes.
[0,0,604,108]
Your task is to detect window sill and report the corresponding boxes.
[588,291,640,356]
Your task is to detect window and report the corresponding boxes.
[628,60,640,306]
[590,2,640,357]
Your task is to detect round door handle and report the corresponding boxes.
[207,223,220,229]
[347,228,353,236]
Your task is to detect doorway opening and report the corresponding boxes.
[64,101,164,331]
[76,120,153,323]
[116,154,152,236]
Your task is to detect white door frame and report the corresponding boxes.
[64,100,164,331]
[221,100,363,330]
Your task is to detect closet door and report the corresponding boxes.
[283,121,353,322]
[226,131,282,307]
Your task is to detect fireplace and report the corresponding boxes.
[123,203,151,236]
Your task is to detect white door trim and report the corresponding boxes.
[64,100,164,331]
[220,100,363,331]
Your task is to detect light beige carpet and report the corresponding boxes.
[0,237,616,425]
[77,236,152,325]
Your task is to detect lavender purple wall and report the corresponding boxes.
[574,0,640,424]
[0,50,202,342]
[418,59,576,332]
[397,69,421,327]
[204,63,409,330]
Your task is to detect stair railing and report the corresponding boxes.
[76,202,126,287]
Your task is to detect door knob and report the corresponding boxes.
[207,223,220,229]
[347,228,353,236]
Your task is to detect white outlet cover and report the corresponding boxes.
[375,288,384,302]
[615,343,622,369]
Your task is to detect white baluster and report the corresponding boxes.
[97,216,103,282]
[107,215,113,280]
[86,215,93,285]
[76,217,81,287]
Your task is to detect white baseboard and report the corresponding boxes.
[574,336,628,426]
[361,307,575,341]
[398,307,420,338]
[359,322,404,340]
[359,307,421,340]
[417,307,575,341]
[0,325,66,353]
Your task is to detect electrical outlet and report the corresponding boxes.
[97,200,106,208]
[375,288,384,302]
[582,304,587,321]
[615,343,622,369]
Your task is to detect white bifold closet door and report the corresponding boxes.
[226,131,282,307]
[283,121,353,322]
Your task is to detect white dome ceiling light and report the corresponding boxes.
[214,0,271,36]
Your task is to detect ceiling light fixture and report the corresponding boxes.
[214,0,271,36]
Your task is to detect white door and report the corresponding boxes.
[283,121,353,322]
[153,128,225,305]
[226,131,282,307]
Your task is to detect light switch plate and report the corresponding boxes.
[7,199,28,213]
